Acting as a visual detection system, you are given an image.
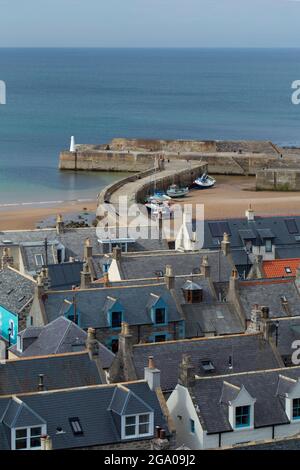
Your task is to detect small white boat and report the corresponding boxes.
[147,192,171,202]
[166,184,189,198]
[145,200,173,219]
[194,173,216,189]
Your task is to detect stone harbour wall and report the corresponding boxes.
[256,168,300,191]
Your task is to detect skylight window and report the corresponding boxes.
[35,254,44,267]
[200,360,215,373]
[285,267,292,274]
[285,219,299,234]
[69,417,83,436]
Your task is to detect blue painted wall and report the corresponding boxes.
[0,305,18,344]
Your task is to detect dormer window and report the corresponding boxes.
[245,240,253,253]
[111,311,122,328]
[122,413,153,439]
[265,239,272,253]
[292,399,300,420]
[235,405,251,428]
[13,426,44,450]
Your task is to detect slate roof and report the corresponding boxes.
[191,367,300,434]
[97,225,170,252]
[43,283,182,328]
[183,303,244,338]
[203,215,300,250]
[0,227,99,254]
[263,258,300,278]
[131,334,280,391]
[171,275,244,337]
[9,317,114,369]
[238,279,300,319]
[268,317,300,361]
[0,381,168,450]
[0,351,103,395]
[0,267,35,314]
[48,262,83,290]
[112,250,233,283]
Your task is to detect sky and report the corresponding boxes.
[0,0,300,48]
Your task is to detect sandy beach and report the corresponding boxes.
[1,175,300,231]
[179,175,300,220]
[0,200,97,231]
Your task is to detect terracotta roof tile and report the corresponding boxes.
[263,259,300,279]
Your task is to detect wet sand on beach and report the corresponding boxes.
[0,200,97,231]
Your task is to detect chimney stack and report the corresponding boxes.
[247,304,262,333]
[200,255,210,278]
[178,354,195,389]
[221,232,230,256]
[86,327,99,360]
[56,214,64,235]
[40,267,50,291]
[84,238,93,260]
[151,429,170,451]
[245,204,255,221]
[229,268,239,293]
[144,356,161,391]
[165,265,175,290]
[36,273,45,298]
[103,272,110,287]
[1,247,14,269]
[41,435,53,451]
[112,246,122,261]
[80,261,92,289]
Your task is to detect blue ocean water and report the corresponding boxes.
[0,48,300,204]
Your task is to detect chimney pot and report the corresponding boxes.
[103,272,110,287]
[148,356,155,369]
[121,322,130,336]
[245,204,255,221]
[155,426,162,438]
[159,429,166,440]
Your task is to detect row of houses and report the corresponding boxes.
[1,209,300,449]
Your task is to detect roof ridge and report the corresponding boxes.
[222,381,240,390]
[278,374,297,384]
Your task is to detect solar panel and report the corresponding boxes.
[208,222,221,237]
[285,219,299,234]
[219,222,231,236]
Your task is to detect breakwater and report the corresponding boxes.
[59,138,300,176]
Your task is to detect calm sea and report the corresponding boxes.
[0,48,300,204]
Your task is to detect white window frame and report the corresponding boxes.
[121,412,154,440]
[11,425,46,450]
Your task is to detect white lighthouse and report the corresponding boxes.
[70,136,76,153]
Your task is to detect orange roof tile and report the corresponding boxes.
[263,258,300,279]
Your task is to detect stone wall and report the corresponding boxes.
[135,164,207,203]
[110,138,217,153]
[59,151,156,172]
[256,168,300,191]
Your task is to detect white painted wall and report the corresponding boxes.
[167,384,204,449]
[168,384,300,449]
[108,259,122,281]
